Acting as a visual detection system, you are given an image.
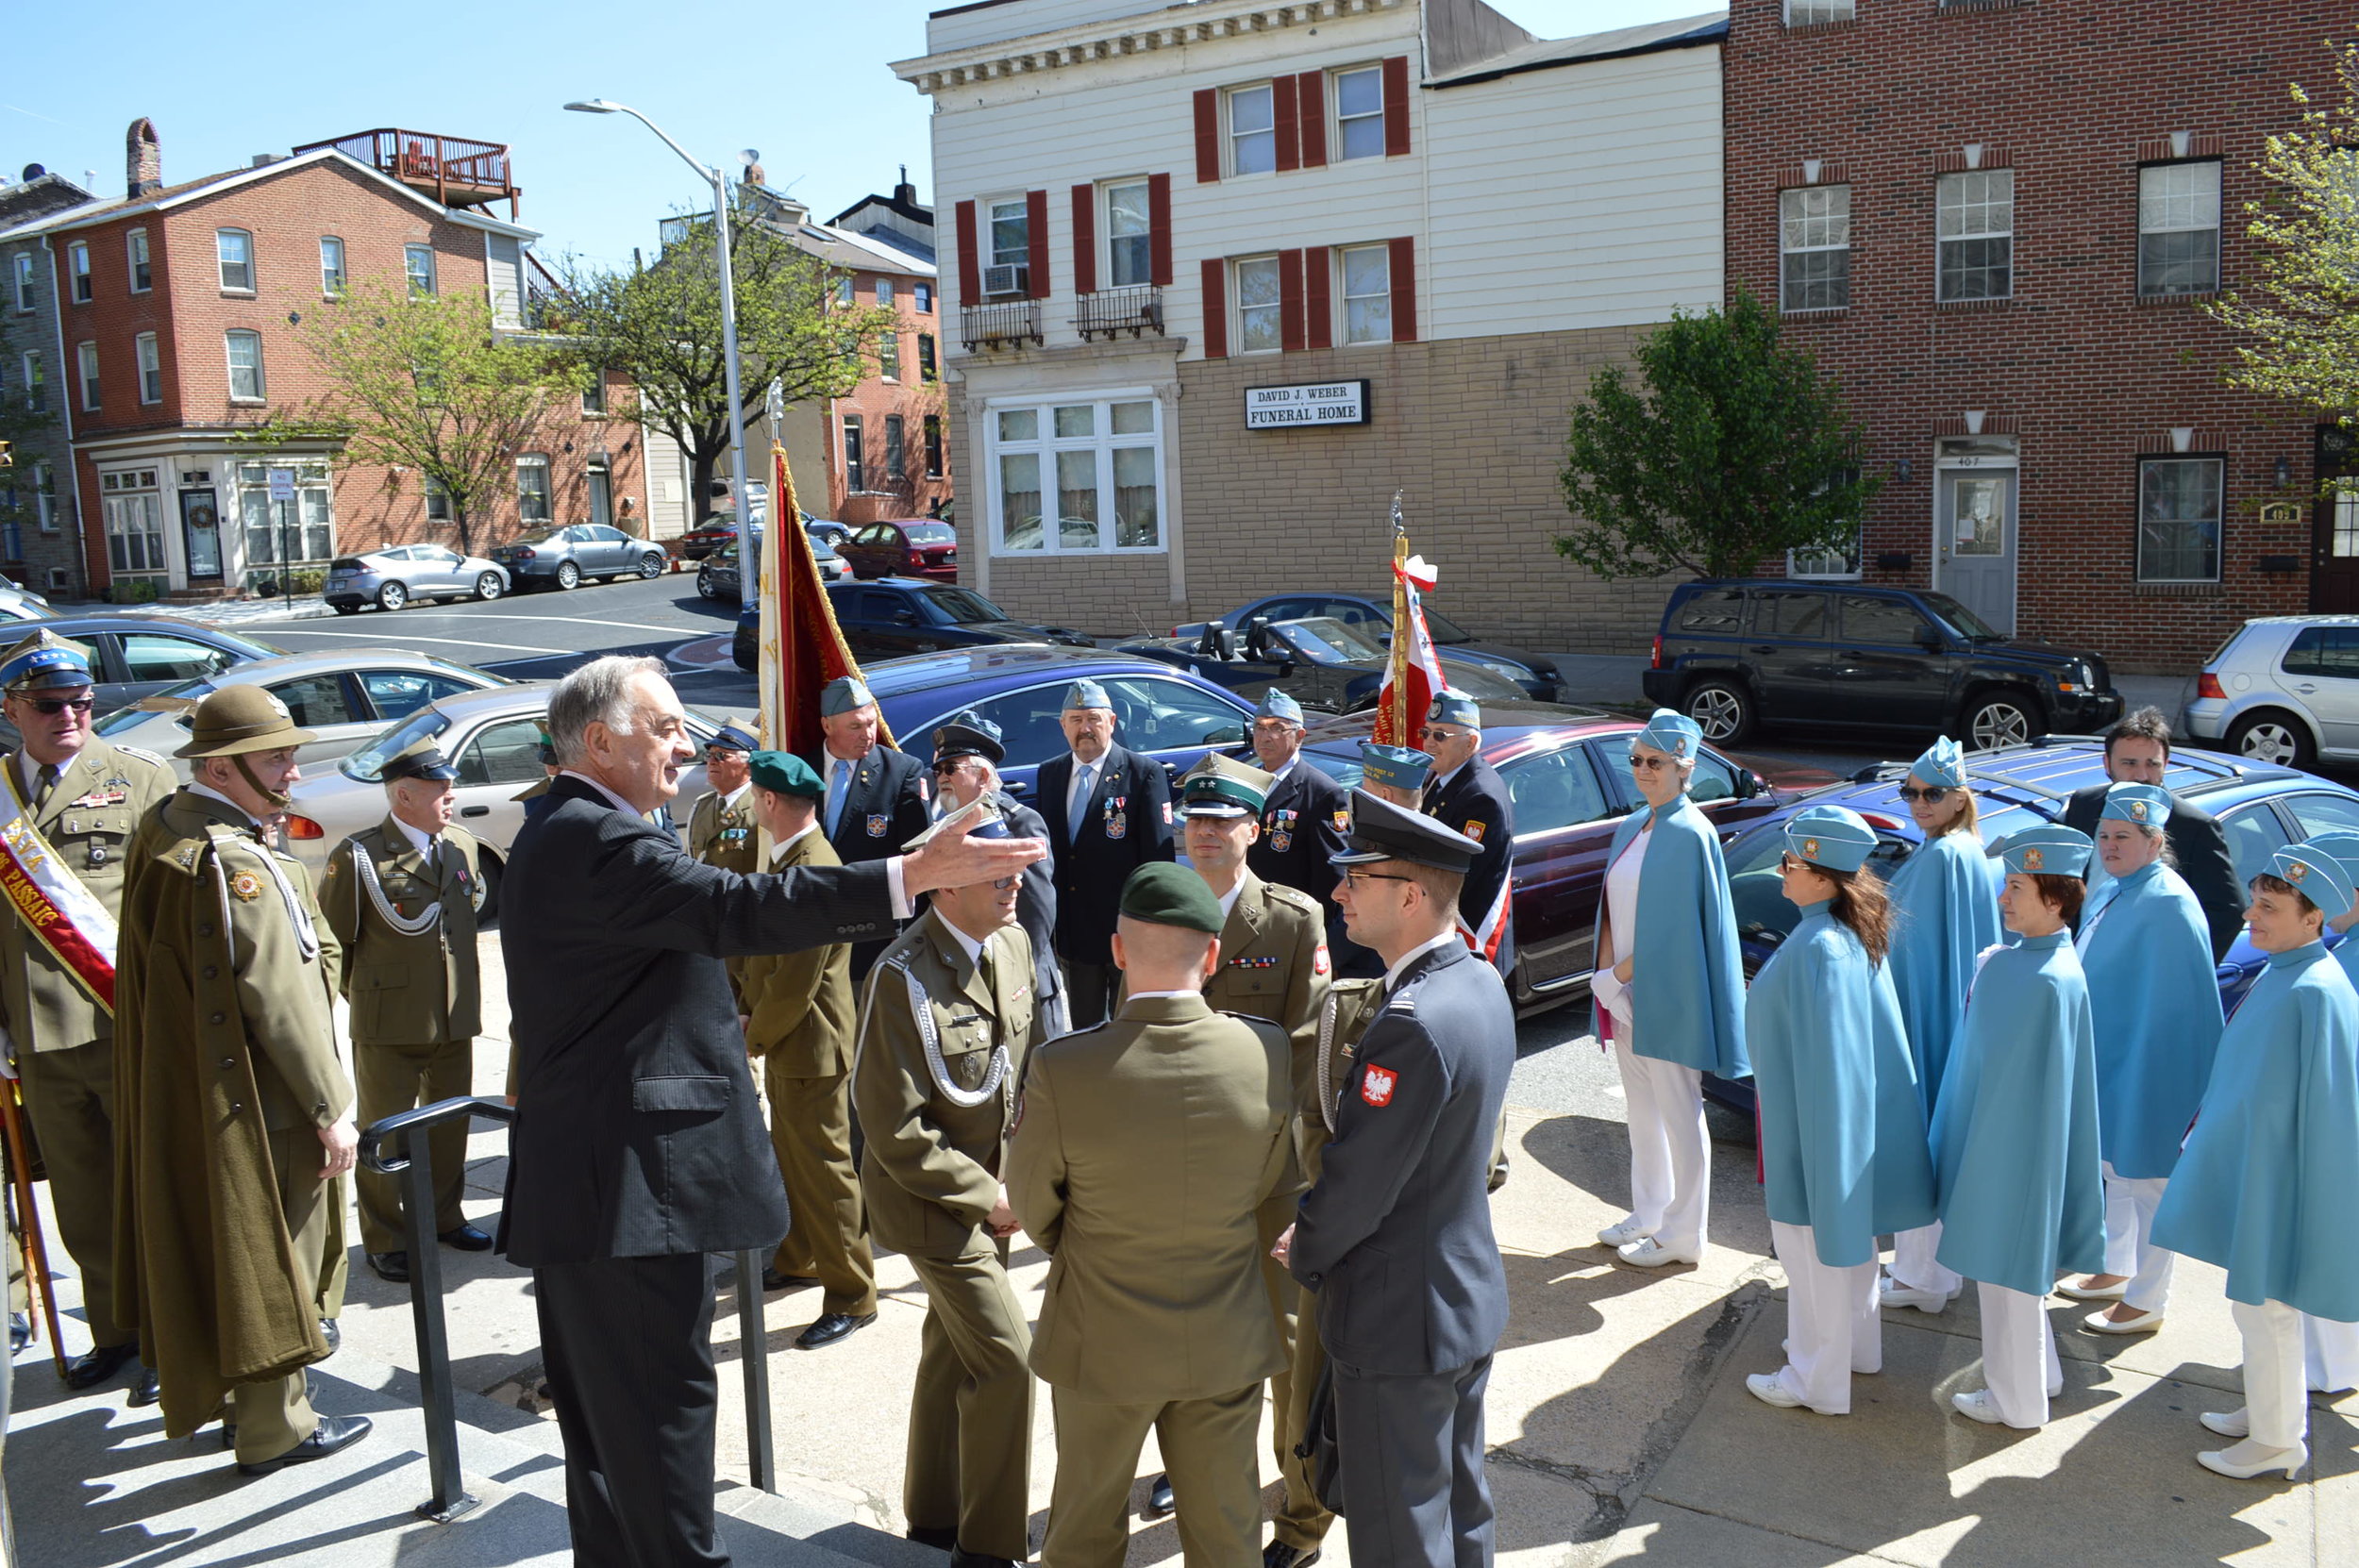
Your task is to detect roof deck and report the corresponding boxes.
[293,129,521,217]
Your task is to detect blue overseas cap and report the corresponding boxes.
[2297,830,2359,883]
[1911,736,1966,789]
[1992,823,2094,877]
[2099,782,2172,829]
[1428,689,1481,728]
[1330,788,1481,874]
[706,723,759,753]
[1633,709,1701,760]
[0,628,92,693]
[1359,742,1433,792]
[2268,842,2356,919]
[819,676,873,717]
[1784,805,1879,874]
[1257,688,1305,726]
[1062,679,1112,711]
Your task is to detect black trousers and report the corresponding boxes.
[537,1252,728,1568]
[1062,959,1116,1029]
[1331,1354,1496,1568]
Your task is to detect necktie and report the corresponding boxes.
[32,763,58,811]
[826,758,851,838]
[1068,762,1096,839]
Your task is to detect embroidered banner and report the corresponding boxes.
[0,769,117,1011]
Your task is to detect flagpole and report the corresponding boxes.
[1386,491,1411,746]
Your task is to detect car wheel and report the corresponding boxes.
[376,581,408,612]
[1963,691,2041,750]
[475,854,504,928]
[473,572,504,602]
[555,560,581,591]
[638,552,665,579]
[333,603,361,616]
[697,573,718,601]
[1683,678,1754,744]
[2226,709,2316,769]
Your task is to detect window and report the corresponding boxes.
[885,414,907,481]
[2280,629,2359,680]
[988,396,1161,554]
[2138,456,2223,582]
[515,455,551,524]
[66,242,91,304]
[266,675,359,728]
[236,462,333,565]
[877,277,895,305]
[986,199,1030,296]
[1788,467,1864,577]
[1339,244,1392,344]
[75,342,99,411]
[582,371,607,415]
[924,414,945,478]
[1784,0,1855,22]
[9,254,31,313]
[120,634,238,683]
[319,236,345,296]
[843,417,864,492]
[1780,185,1851,311]
[2138,161,2221,297]
[225,330,265,401]
[424,477,452,522]
[1234,256,1281,353]
[1675,587,1748,634]
[127,229,151,292]
[1500,745,1612,835]
[914,282,933,313]
[918,334,937,382]
[1838,594,1931,644]
[1752,588,1832,638]
[216,229,254,292]
[1098,675,1248,752]
[20,352,42,411]
[404,243,437,296]
[834,275,854,309]
[1105,180,1152,288]
[455,718,548,787]
[586,458,613,529]
[1937,170,2014,301]
[1229,84,1277,176]
[136,333,160,403]
[360,668,477,720]
[2219,801,2291,891]
[2287,792,2359,837]
[878,332,901,382]
[1334,67,1385,162]
[100,469,165,575]
[32,462,56,534]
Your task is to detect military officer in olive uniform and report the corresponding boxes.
[686,724,761,875]
[0,629,175,1403]
[854,800,1044,1568]
[319,736,492,1285]
[115,686,372,1475]
[1009,862,1293,1568]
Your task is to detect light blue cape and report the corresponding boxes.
[1594,796,1747,1076]
[2078,861,2224,1179]
[1885,829,2000,1110]
[1931,930,2106,1295]
[1746,904,1937,1265]
[2152,942,2359,1321]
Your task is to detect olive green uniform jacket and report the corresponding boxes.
[1196,874,1329,1196]
[686,787,761,876]
[740,826,855,1075]
[317,817,484,1044]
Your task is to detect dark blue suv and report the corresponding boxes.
[1641,579,2123,750]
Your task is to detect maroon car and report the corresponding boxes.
[839,520,959,582]
[1295,704,1825,1010]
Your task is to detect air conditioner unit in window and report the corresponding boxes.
[46,568,70,592]
[983,264,1026,295]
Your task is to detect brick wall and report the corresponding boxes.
[828,271,953,524]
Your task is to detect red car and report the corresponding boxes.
[838,520,959,582]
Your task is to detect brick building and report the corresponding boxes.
[8,120,643,601]
[1725,0,2351,673]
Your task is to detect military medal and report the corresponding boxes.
[229,871,263,902]
[1104,795,1128,841]
[866,812,888,837]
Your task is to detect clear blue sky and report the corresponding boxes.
[5,0,1714,275]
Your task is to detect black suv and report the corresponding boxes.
[1640,580,2123,748]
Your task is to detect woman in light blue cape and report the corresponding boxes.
[1589,710,1745,1270]
[1881,736,1999,1311]
[2151,842,2359,1480]
[1743,807,1935,1417]
[2282,829,2359,1397]
[1931,825,2105,1431]
[2061,783,2223,1338]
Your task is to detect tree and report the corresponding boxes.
[2207,43,2359,429]
[548,208,896,521]
[1553,288,1880,581]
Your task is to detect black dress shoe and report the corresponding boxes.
[1146,1473,1176,1517]
[761,1267,819,1293]
[64,1341,137,1390]
[438,1223,494,1251]
[236,1412,373,1476]
[795,1310,877,1350]
[905,1524,958,1550]
[127,1367,162,1407]
[8,1313,26,1354]
[1264,1544,1322,1568]
[319,1318,340,1356]
[366,1251,410,1283]
[947,1550,1022,1568]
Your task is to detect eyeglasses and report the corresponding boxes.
[1627,753,1671,772]
[1897,785,1951,803]
[1343,869,1414,889]
[930,759,969,776]
[1418,726,1462,742]
[991,876,1018,891]
[25,696,94,716]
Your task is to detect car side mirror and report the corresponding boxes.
[893,610,918,626]
[1916,629,1945,652]
[1739,770,1765,799]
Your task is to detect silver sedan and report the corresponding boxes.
[326,544,510,613]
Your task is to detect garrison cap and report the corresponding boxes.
[706,723,759,754]
[2296,830,2359,886]
[748,749,824,799]
[351,734,458,784]
[819,676,874,717]
[1062,678,1113,712]
[898,793,1009,855]
[1911,736,1966,790]
[1119,860,1226,934]
[1180,754,1272,818]
[2268,841,2356,920]
[1633,709,1702,761]
[1330,787,1481,875]
[176,685,316,759]
[2099,782,2172,829]
[1359,742,1433,793]
[0,628,92,694]
[1427,689,1481,728]
[1256,688,1306,726]
[1784,804,1879,874]
[932,709,1006,766]
[1992,823,2094,878]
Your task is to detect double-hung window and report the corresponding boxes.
[515,455,551,524]
[1937,170,2014,301]
[217,229,254,292]
[67,242,92,304]
[1340,245,1392,344]
[989,397,1162,554]
[75,342,99,411]
[405,243,436,296]
[877,277,894,306]
[582,371,607,415]
[843,417,865,492]
[1780,185,1851,310]
[924,415,945,478]
[914,282,933,313]
[1229,85,1277,176]
[2138,457,2223,582]
[1233,257,1281,353]
[19,351,42,411]
[136,333,161,403]
[986,199,1030,297]
[918,334,938,383]
[127,229,150,292]
[320,236,346,296]
[1105,180,1152,289]
[1334,67,1385,161]
[10,253,33,313]
[879,332,901,382]
[2138,162,2221,297]
[226,330,264,401]
[885,414,907,481]
[32,462,56,534]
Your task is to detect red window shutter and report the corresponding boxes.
[1026,189,1050,299]
[955,200,979,307]
[1071,184,1097,296]
[1305,245,1332,349]
[1280,247,1305,352]
[1297,72,1328,168]
[1200,257,1228,359]
[1383,57,1411,157]
[1389,236,1417,342]
[1148,174,1173,286]
[1194,90,1221,183]
[1275,75,1301,174]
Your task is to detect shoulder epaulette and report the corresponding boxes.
[1263,882,1321,916]
[111,743,170,769]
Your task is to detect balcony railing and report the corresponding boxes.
[1074,286,1164,342]
[293,129,521,217]
[961,299,1044,352]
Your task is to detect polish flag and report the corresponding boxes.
[1373,553,1447,748]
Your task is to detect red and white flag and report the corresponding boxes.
[1373,552,1447,748]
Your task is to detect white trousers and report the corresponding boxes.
[2307,1314,2359,1393]
[2233,1298,2309,1449]
[1770,1220,1882,1414]
[1891,1223,1961,1297]
[2099,1161,2177,1312]
[1976,1282,2064,1428]
[1611,1032,1710,1256]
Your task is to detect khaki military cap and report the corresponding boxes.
[176,684,317,759]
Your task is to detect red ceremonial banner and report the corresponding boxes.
[757,445,894,759]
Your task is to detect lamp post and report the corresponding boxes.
[564,99,757,575]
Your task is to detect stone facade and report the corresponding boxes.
[0,171,99,593]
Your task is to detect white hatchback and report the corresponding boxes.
[2184,614,2359,768]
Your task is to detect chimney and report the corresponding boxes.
[895,164,916,206]
[125,118,161,197]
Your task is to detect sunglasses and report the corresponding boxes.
[1628,753,1672,772]
[25,695,94,716]
[1897,785,1951,803]
[1419,726,1464,742]
[930,759,971,775]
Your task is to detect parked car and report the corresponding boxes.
[1642,578,2124,750]
[92,650,510,778]
[1176,592,1563,702]
[836,520,959,582]
[676,512,848,561]
[0,615,282,750]
[1120,615,1528,713]
[2181,614,2359,769]
[698,534,852,601]
[324,544,510,613]
[0,590,48,624]
[827,578,1093,661]
[0,575,51,611]
[488,525,668,590]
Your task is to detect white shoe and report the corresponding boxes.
[1951,1390,2007,1426]
[1879,1278,1953,1313]
[2197,1440,2307,1480]
[2083,1307,2165,1335]
[1597,1217,1649,1249]
[1746,1372,1809,1410]
[2055,1276,2128,1302]
[2200,1409,2250,1439]
[1616,1238,1699,1269]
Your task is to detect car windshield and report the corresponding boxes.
[342,706,456,782]
[1917,591,2003,642]
[922,587,1012,626]
[1276,617,1385,662]
[901,523,957,544]
[427,655,510,686]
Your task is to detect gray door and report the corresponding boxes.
[1939,470,2017,634]
[410,545,465,596]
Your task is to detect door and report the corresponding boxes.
[410,545,467,595]
[588,464,615,531]
[1494,742,1619,992]
[1832,592,1948,730]
[1744,588,1835,720]
[100,631,243,711]
[860,589,930,657]
[2271,625,2359,755]
[262,674,366,771]
[178,491,224,581]
[1939,469,2018,634]
[2313,425,2359,613]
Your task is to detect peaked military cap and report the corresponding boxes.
[1119,860,1226,934]
[176,684,317,759]
[350,734,458,784]
[932,709,1006,766]
[706,723,759,754]
[899,793,1010,855]
[0,628,92,693]
[1180,754,1273,818]
[1330,787,1481,874]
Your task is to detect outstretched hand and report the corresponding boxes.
[902,817,1046,895]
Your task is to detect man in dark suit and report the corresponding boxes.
[1036,678,1175,1027]
[500,655,1041,1568]
[2058,705,2243,959]
[812,676,933,980]
[929,709,1066,1036]
[1417,690,1517,978]
[1276,790,1514,1568]
[1246,688,1371,976]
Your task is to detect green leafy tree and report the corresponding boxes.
[1554,288,1880,581]
[548,208,896,520]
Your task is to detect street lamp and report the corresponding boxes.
[565,98,758,578]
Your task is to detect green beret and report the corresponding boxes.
[748,749,824,799]
[1119,861,1226,935]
